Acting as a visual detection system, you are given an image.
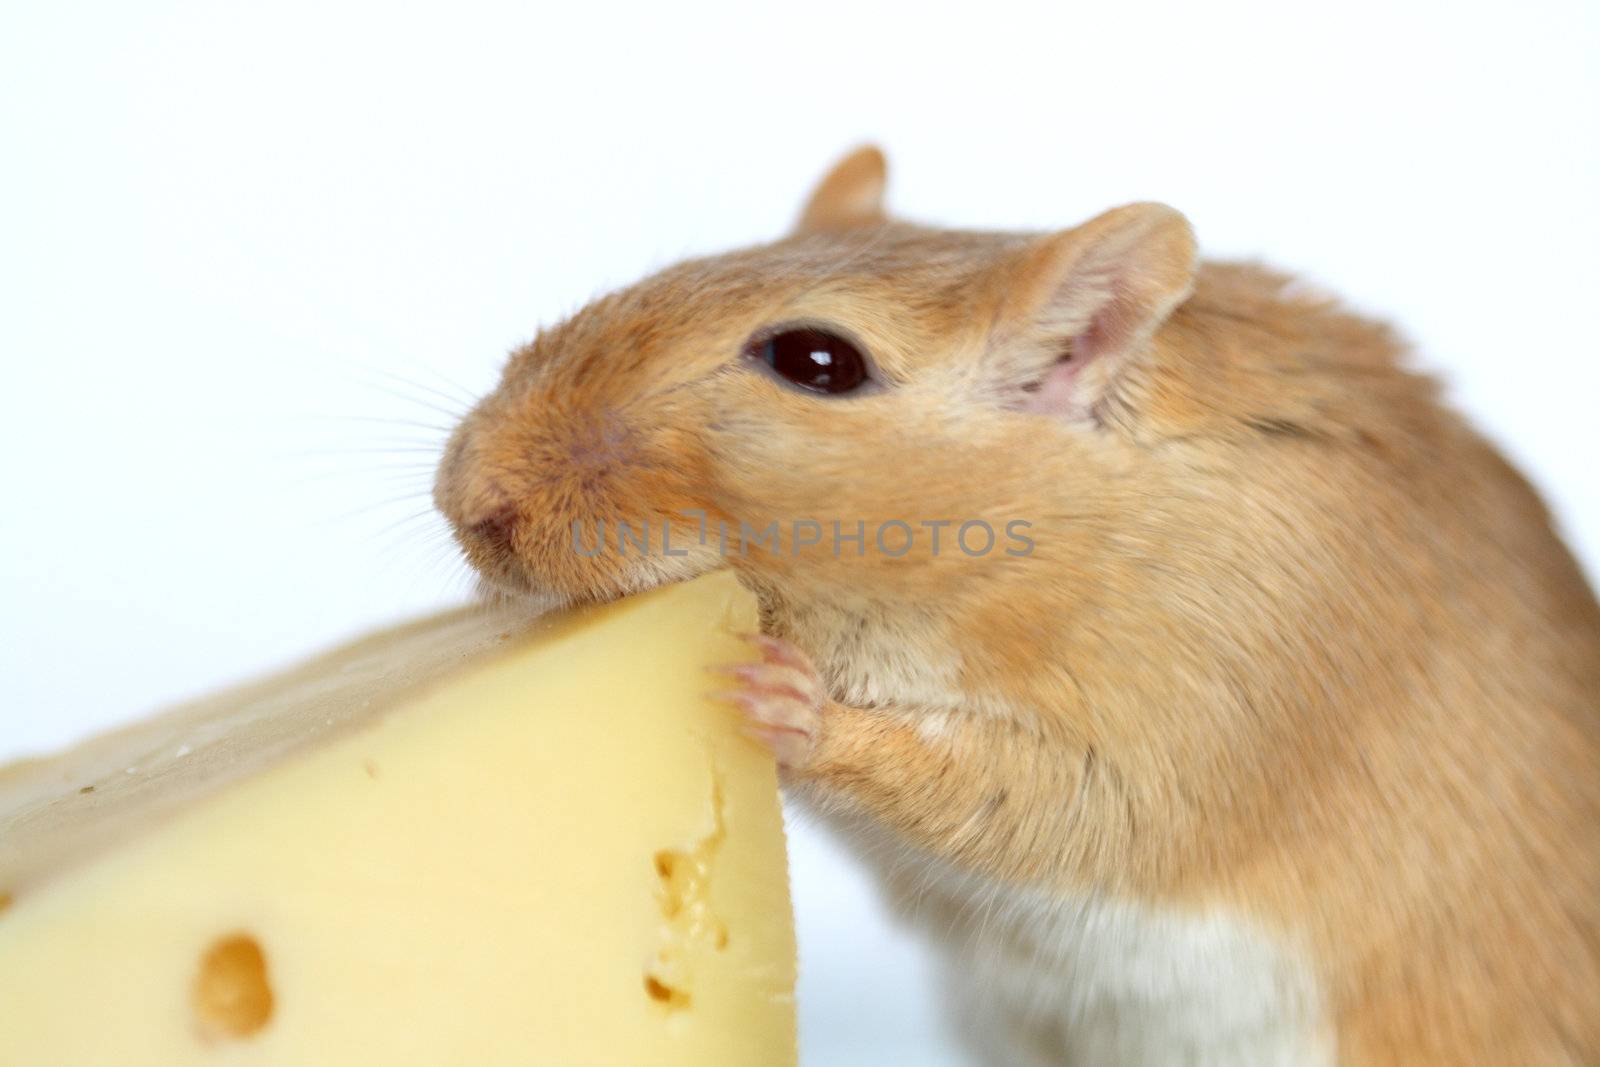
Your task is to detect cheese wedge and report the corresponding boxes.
[0,571,796,1066]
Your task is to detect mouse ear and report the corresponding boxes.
[793,145,889,234]
[987,203,1197,422]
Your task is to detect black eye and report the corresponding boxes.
[752,328,869,395]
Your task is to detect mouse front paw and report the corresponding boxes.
[712,634,826,770]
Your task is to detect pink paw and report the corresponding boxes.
[712,634,826,770]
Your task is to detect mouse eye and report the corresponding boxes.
[750,328,870,395]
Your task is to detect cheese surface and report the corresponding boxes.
[0,572,796,1065]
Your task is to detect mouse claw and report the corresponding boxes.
[711,635,826,769]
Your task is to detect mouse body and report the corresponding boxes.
[435,147,1600,1065]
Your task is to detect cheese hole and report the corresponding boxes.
[0,889,13,915]
[644,974,691,1009]
[654,850,685,918]
[193,933,274,1040]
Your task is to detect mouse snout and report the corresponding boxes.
[439,466,522,552]
[434,394,714,600]
[461,498,521,556]
[434,427,524,558]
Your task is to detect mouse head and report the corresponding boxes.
[435,146,1198,608]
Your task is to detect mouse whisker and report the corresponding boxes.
[344,375,471,422]
[317,497,437,530]
[368,364,483,411]
[294,412,456,435]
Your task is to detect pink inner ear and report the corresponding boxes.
[1019,355,1081,414]
[1018,317,1109,417]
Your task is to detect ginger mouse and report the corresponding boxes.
[434,146,1600,1065]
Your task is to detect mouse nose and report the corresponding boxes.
[464,500,521,555]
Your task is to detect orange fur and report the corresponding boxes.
[435,147,1600,1064]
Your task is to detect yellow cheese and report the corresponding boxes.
[0,571,795,1066]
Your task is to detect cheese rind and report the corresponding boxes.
[0,572,796,1066]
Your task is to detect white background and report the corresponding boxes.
[3,3,1596,1063]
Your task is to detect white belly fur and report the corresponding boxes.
[828,816,1333,1066]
